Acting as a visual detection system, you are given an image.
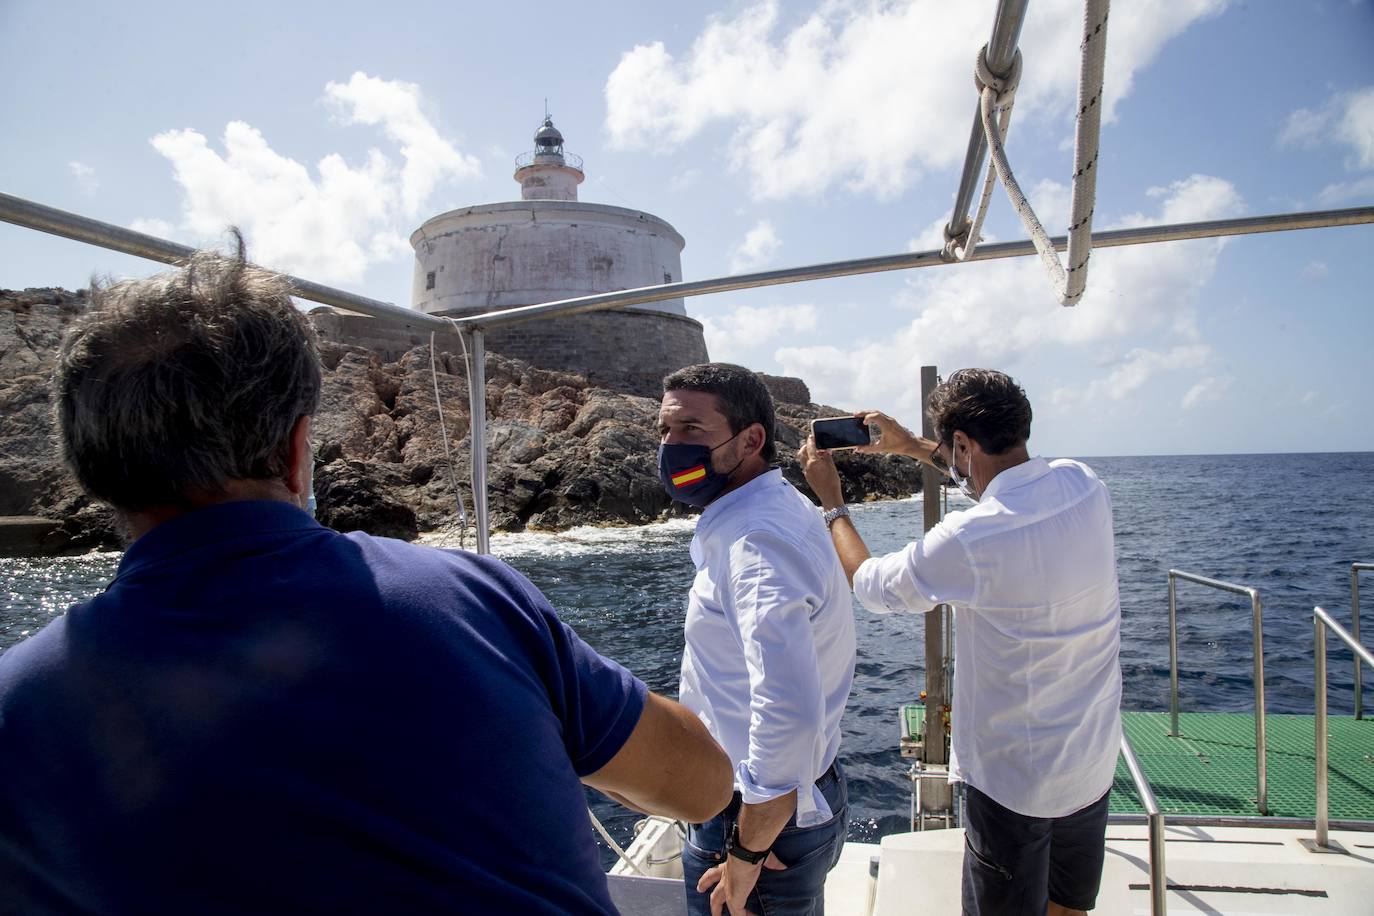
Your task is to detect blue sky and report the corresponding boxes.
[2,0,1372,456]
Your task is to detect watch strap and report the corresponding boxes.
[726,823,770,864]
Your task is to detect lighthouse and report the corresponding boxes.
[408,115,709,394]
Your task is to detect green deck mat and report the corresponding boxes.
[1112,711,1374,820]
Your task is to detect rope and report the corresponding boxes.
[429,329,471,550]
[952,0,1110,306]
[589,808,647,876]
[945,48,1021,263]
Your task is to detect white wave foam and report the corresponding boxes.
[417,517,700,560]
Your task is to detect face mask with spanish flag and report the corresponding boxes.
[657,430,743,508]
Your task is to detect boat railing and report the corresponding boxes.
[1353,563,1372,719]
[1309,605,1374,852]
[1167,569,1268,814]
[1119,731,1168,915]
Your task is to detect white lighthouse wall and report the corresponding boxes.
[411,201,687,318]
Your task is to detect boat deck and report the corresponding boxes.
[1113,711,1374,820]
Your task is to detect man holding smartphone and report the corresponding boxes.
[798,369,1123,916]
[657,363,856,916]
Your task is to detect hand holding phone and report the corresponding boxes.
[811,416,871,450]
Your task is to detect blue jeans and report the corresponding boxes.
[682,762,848,916]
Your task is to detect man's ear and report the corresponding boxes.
[285,415,313,500]
[743,421,767,459]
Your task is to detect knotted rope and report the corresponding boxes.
[946,0,1110,307]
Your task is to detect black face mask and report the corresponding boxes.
[657,430,745,508]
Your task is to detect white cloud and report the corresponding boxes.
[1317,174,1374,206]
[128,217,174,238]
[700,303,818,362]
[1053,345,1213,408]
[1281,85,1374,170]
[729,220,782,272]
[68,161,98,194]
[142,73,477,286]
[669,168,702,193]
[1301,260,1330,281]
[605,0,1227,199]
[776,174,1244,415]
[323,71,480,216]
[1180,373,1233,410]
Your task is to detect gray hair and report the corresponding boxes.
[55,234,321,510]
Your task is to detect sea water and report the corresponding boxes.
[4,452,1372,856]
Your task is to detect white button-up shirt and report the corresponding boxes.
[679,469,856,827]
[853,457,1122,818]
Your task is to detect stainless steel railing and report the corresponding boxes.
[1167,570,1268,815]
[1354,564,1373,719]
[1310,605,1374,850]
[1120,731,1168,915]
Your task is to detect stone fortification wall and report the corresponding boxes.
[308,306,709,398]
[483,307,708,397]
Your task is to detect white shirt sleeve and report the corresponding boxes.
[725,530,829,809]
[852,519,976,614]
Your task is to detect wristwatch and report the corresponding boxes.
[821,505,850,529]
[725,823,770,864]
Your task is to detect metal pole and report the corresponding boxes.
[1168,573,1179,736]
[466,330,491,555]
[1356,564,1367,720]
[1250,588,1268,815]
[1315,608,1329,849]
[1120,733,1168,916]
[0,192,457,333]
[946,0,1030,240]
[452,207,1374,331]
[918,366,951,826]
[4,192,1371,332]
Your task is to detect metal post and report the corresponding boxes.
[1356,564,1369,720]
[1250,588,1268,815]
[1315,609,1329,849]
[946,0,1030,240]
[466,329,491,555]
[1168,573,1179,736]
[1121,733,1168,915]
[918,366,952,825]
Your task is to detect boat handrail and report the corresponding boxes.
[1119,731,1168,915]
[1310,605,1374,851]
[1353,564,1373,719]
[1167,569,1268,814]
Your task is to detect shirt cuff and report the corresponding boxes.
[735,762,834,828]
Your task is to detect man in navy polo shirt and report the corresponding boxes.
[0,237,732,915]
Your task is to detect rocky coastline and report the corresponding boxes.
[1,288,926,555]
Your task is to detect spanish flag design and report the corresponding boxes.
[671,464,708,489]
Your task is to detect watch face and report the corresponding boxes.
[727,824,769,863]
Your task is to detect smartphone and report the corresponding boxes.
[811,416,871,450]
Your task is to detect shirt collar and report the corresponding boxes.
[115,500,322,582]
[980,456,1051,503]
[697,467,785,535]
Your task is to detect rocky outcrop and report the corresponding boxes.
[1,288,925,554]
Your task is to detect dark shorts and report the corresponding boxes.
[961,784,1110,915]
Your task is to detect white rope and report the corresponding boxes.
[958,0,1110,306]
[589,808,647,877]
[429,329,470,550]
[944,50,1021,263]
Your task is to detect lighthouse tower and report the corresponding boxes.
[409,115,709,394]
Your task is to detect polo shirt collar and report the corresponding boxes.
[980,456,1051,503]
[116,500,321,582]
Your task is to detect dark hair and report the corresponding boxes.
[662,362,777,462]
[926,368,1031,455]
[55,232,321,510]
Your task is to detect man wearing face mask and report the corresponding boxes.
[798,369,1122,916]
[658,363,856,916]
